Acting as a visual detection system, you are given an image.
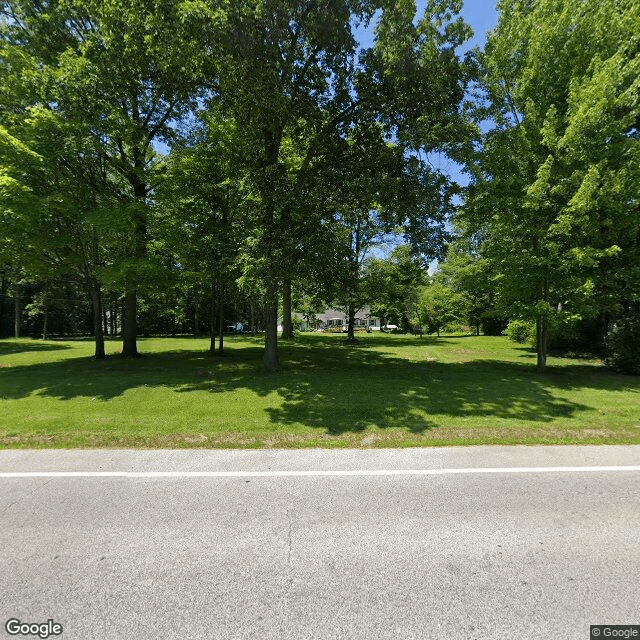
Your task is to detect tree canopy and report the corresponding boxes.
[2,0,639,375]
[459,0,640,371]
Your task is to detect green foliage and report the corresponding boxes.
[507,320,535,345]
[462,0,640,371]
[509,314,612,354]
[295,294,326,332]
[416,282,466,335]
[291,314,304,334]
[433,237,499,334]
[2,0,472,366]
[605,316,640,375]
[208,0,472,366]
[1,0,222,355]
[364,245,425,329]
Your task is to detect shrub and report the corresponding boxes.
[442,321,467,334]
[292,314,304,333]
[507,319,535,344]
[604,316,640,374]
[326,325,343,333]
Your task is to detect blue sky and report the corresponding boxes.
[458,0,499,52]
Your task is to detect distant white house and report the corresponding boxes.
[296,307,381,332]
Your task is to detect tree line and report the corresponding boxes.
[1,0,638,373]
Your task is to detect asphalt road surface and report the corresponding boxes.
[1,446,639,640]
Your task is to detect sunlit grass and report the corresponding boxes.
[1,333,638,448]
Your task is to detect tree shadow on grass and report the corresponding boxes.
[0,339,73,355]
[1,338,637,436]
[513,345,605,364]
[185,357,620,434]
[303,333,471,350]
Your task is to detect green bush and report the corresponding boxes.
[442,321,468,334]
[292,314,304,333]
[604,316,640,374]
[507,319,535,344]
[326,325,343,333]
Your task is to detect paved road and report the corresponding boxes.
[1,446,639,640]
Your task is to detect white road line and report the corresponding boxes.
[0,466,640,478]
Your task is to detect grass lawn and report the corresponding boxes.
[0,332,639,448]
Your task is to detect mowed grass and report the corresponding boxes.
[0,333,639,448]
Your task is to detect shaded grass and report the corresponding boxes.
[0,333,639,448]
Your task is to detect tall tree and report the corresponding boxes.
[209,0,471,370]
[155,111,243,354]
[463,0,640,372]
[416,281,466,336]
[0,108,119,357]
[364,244,425,331]
[1,0,218,356]
[435,237,497,335]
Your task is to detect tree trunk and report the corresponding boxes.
[90,283,106,359]
[194,295,200,337]
[122,283,138,357]
[217,278,224,354]
[0,275,7,338]
[120,158,147,356]
[257,137,284,370]
[263,281,279,371]
[250,301,256,335]
[347,302,356,342]
[103,307,109,337]
[281,278,293,339]
[209,280,216,353]
[42,302,48,340]
[536,316,548,373]
[13,284,21,338]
